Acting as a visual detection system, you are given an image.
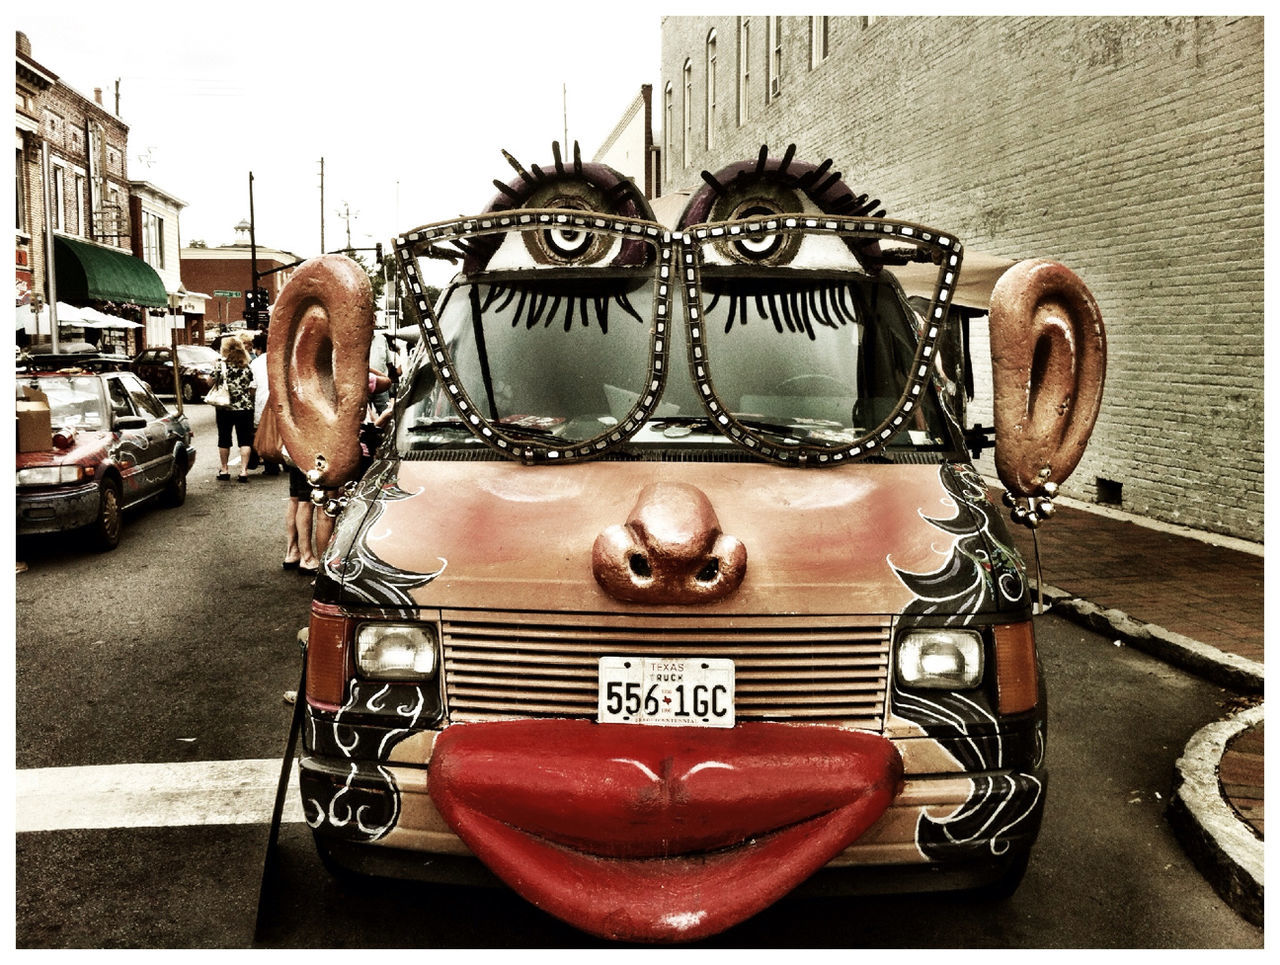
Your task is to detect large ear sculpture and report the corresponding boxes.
[989,259,1106,497]
[266,254,375,487]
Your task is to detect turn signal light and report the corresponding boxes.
[306,602,351,711]
[993,621,1038,715]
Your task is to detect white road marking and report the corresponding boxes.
[15,759,307,832]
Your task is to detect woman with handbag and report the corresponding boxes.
[211,333,256,482]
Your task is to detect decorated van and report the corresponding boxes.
[267,144,1105,943]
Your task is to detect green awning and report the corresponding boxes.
[54,235,168,309]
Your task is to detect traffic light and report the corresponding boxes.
[243,287,270,326]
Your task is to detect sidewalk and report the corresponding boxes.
[995,491,1264,926]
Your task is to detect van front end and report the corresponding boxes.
[295,458,1045,942]
[267,145,1102,943]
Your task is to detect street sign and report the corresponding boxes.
[214,290,242,297]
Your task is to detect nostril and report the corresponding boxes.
[629,554,652,579]
[696,557,720,583]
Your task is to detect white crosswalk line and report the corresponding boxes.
[15,759,307,832]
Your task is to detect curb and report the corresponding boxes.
[1168,705,1265,927]
[1034,582,1264,926]
[1034,583,1265,694]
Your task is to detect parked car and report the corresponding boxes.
[15,367,196,550]
[266,146,1105,943]
[132,344,221,402]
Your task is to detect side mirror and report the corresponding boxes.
[114,415,147,431]
[989,259,1106,498]
[266,254,375,487]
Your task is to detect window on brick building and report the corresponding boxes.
[682,59,692,168]
[706,29,717,151]
[811,16,829,67]
[142,210,165,269]
[664,82,674,185]
[52,165,65,231]
[767,16,782,101]
[15,148,27,233]
[738,17,750,126]
[72,173,84,235]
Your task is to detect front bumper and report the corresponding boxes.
[15,482,100,535]
[301,751,1044,871]
[300,707,1046,913]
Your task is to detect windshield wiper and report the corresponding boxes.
[494,421,559,440]
[407,417,470,434]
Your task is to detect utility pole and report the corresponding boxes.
[42,141,59,352]
[249,171,259,329]
[337,201,357,250]
[319,157,325,253]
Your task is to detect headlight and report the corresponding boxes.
[16,465,88,486]
[896,628,983,689]
[355,622,439,679]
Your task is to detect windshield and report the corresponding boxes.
[426,273,658,438]
[26,376,106,431]
[689,267,950,450]
[394,213,671,461]
[395,215,962,463]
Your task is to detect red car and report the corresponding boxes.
[15,368,196,550]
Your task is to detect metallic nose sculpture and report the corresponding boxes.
[593,482,747,604]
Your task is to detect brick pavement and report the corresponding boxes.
[989,488,1264,921]
[996,496,1264,664]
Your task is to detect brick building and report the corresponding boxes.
[657,16,1263,541]
[15,30,205,353]
[179,221,303,340]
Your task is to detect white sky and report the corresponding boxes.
[16,1,662,259]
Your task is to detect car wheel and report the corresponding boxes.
[162,458,187,507]
[91,478,123,551]
[181,380,195,403]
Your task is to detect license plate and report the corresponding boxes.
[597,656,735,728]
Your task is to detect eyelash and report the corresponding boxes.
[480,283,644,335]
[705,281,863,340]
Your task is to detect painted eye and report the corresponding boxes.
[730,204,785,261]
[544,223,594,260]
[525,203,607,265]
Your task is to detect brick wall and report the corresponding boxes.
[40,80,132,249]
[659,15,1263,540]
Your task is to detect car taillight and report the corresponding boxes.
[993,621,1039,715]
[306,602,351,710]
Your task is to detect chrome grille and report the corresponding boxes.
[441,611,892,729]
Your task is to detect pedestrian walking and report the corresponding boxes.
[212,334,255,482]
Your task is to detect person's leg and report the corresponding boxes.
[314,500,335,558]
[297,501,317,571]
[235,410,253,480]
[283,497,302,566]
[215,409,232,478]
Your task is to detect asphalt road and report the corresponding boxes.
[12,403,1265,948]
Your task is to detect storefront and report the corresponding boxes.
[51,234,168,355]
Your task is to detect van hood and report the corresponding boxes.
[319,458,1028,618]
